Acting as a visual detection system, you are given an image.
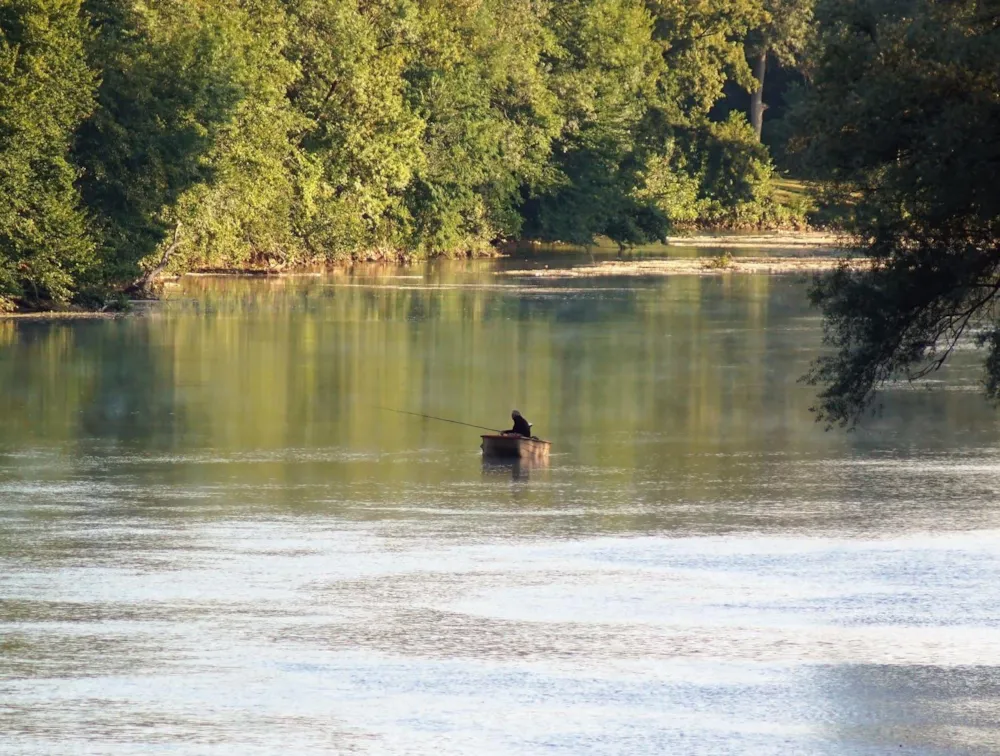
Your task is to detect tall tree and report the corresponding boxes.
[167,0,307,271]
[745,0,814,141]
[401,0,562,253]
[75,0,248,284]
[0,0,96,307]
[0,0,801,309]
[522,0,778,244]
[794,0,1000,426]
[520,0,665,245]
[644,0,772,224]
[285,0,424,258]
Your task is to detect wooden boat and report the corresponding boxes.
[481,433,551,460]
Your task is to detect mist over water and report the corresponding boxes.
[2,256,1000,754]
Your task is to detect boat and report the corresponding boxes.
[480,433,551,460]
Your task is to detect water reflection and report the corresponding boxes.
[481,456,550,481]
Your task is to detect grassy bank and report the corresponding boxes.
[772,177,855,229]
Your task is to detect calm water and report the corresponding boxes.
[2,254,1000,754]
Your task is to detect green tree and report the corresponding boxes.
[0,0,96,307]
[168,0,307,271]
[401,0,562,254]
[520,0,667,245]
[75,0,248,284]
[523,0,776,244]
[648,0,764,123]
[285,0,424,258]
[0,0,809,310]
[286,0,561,258]
[795,0,1000,426]
[643,0,774,226]
[744,0,813,141]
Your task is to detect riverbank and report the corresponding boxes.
[0,300,159,320]
[1,232,858,316]
[504,255,865,279]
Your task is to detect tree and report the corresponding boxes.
[167,0,307,271]
[794,0,1000,426]
[520,0,665,246]
[0,0,96,307]
[284,0,424,258]
[401,0,562,254]
[75,0,248,284]
[647,0,765,123]
[0,0,804,310]
[522,0,771,246]
[643,0,774,225]
[745,0,813,141]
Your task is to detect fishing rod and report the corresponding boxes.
[376,406,501,433]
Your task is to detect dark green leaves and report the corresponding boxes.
[796,0,1000,426]
[0,0,96,306]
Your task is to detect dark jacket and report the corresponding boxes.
[509,415,532,437]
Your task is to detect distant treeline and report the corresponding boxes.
[1,0,824,309]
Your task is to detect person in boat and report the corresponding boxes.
[506,409,533,437]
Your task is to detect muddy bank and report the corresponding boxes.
[503,256,867,278]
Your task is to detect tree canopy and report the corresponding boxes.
[0,0,96,306]
[0,0,793,309]
[796,0,1000,426]
[744,0,814,140]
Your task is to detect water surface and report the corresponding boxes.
[2,257,999,754]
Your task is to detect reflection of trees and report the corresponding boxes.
[3,267,1000,526]
[76,319,187,450]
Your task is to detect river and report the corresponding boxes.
[2,251,1000,754]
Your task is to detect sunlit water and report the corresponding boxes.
[2,252,1000,754]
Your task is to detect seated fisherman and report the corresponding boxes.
[506,409,532,437]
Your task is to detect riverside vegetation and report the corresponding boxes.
[2,0,810,312]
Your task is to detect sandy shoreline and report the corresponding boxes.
[503,256,866,278]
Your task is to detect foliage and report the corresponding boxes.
[746,0,813,66]
[285,0,424,260]
[519,0,664,245]
[1,0,803,309]
[401,0,563,254]
[742,0,814,142]
[796,0,1000,426]
[0,0,96,305]
[523,0,773,245]
[76,0,252,282]
[649,0,765,120]
[165,0,306,271]
[705,250,734,269]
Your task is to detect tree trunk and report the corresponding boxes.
[125,221,182,296]
[750,48,767,142]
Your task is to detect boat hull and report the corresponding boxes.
[481,434,551,460]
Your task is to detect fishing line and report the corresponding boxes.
[375,406,501,433]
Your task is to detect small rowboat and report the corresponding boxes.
[481,434,551,460]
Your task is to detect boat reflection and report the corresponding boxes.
[481,456,550,481]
